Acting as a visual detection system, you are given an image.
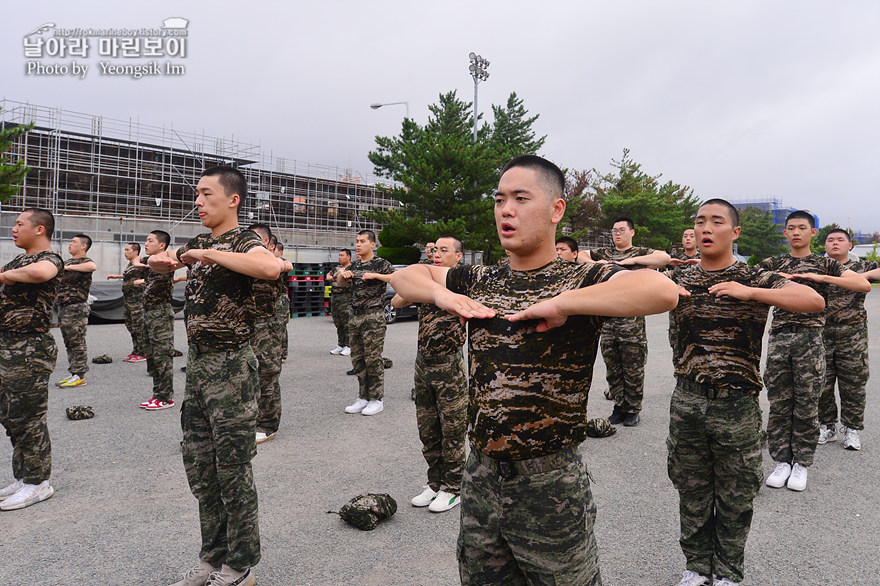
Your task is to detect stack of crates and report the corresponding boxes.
[288,263,326,317]
[322,261,337,315]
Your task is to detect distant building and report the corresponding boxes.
[730,198,820,228]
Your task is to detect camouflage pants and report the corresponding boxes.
[251,316,283,434]
[458,448,602,585]
[600,327,647,414]
[123,293,145,356]
[0,331,57,484]
[820,323,869,430]
[143,304,175,403]
[414,351,467,494]
[666,379,763,583]
[332,292,352,347]
[181,343,260,570]
[765,328,825,467]
[58,302,89,376]
[276,292,289,361]
[668,313,681,367]
[349,309,386,401]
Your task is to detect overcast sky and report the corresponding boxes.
[4,1,879,233]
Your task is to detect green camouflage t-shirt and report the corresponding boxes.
[176,227,264,350]
[56,257,94,306]
[0,251,64,333]
[252,277,279,320]
[121,262,147,298]
[589,246,655,341]
[758,253,846,329]
[349,256,393,311]
[141,257,174,308]
[328,265,352,295]
[826,259,880,326]
[417,301,466,356]
[447,258,623,461]
[671,262,789,390]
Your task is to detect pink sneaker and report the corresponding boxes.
[131,355,147,363]
[145,400,174,411]
[122,354,135,363]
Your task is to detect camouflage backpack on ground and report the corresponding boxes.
[586,418,616,438]
[66,405,95,420]
[91,354,113,364]
[329,493,397,531]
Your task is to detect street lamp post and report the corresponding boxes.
[369,101,410,119]
[468,52,490,143]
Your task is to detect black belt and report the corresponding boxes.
[417,351,462,365]
[352,307,382,315]
[677,377,756,400]
[771,324,821,334]
[471,446,579,480]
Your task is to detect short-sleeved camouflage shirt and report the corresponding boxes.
[671,262,789,390]
[176,227,264,350]
[0,251,64,333]
[328,264,352,295]
[349,256,393,311]
[826,259,880,326]
[252,277,279,320]
[275,267,289,299]
[589,246,655,339]
[141,257,174,308]
[758,253,846,329]
[417,301,466,356]
[121,262,147,298]
[670,250,700,262]
[447,258,624,460]
[56,257,94,306]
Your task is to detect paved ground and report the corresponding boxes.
[2,294,879,585]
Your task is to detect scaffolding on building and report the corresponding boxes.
[0,99,396,245]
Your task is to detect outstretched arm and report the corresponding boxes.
[507,269,678,332]
[617,250,672,269]
[791,269,870,293]
[179,246,280,280]
[148,250,185,274]
[0,260,60,284]
[65,261,98,273]
[390,264,494,320]
[708,281,824,313]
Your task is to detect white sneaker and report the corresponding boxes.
[169,560,218,586]
[0,479,23,501]
[0,480,54,510]
[255,431,276,444]
[344,398,368,414]
[341,346,351,356]
[842,427,861,451]
[786,463,808,491]
[818,424,837,444]
[330,346,344,355]
[678,569,711,586]
[428,490,460,512]
[766,461,791,488]
[411,486,438,507]
[713,579,740,586]
[361,399,384,416]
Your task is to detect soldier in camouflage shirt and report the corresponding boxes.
[327,248,353,355]
[580,216,671,427]
[151,166,280,586]
[107,242,148,362]
[137,230,178,411]
[341,230,394,416]
[272,240,290,361]
[394,236,469,513]
[54,234,97,387]
[667,200,823,585]
[818,229,880,451]
[392,156,678,586]
[758,211,869,492]
[0,208,64,511]
[666,229,700,365]
[247,224,294,445]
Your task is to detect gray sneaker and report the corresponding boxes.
[842,427,862,451]
[818,424,837,445]
[169,560,217,586]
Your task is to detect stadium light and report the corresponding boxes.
[468,52,490,143]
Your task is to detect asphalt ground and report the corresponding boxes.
[2,293,879,585]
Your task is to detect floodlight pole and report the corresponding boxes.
[468,52,490,143]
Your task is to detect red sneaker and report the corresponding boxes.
[145,400,175,411]
[122,354,135,363]
[139,398,157,409]
[131,355,147,363]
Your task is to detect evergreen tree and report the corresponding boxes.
[0,109,34,202]
[737,206,788,260]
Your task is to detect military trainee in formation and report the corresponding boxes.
[107,242,148,362]
[0,208,64,511]
[394,236,468,514]
[578,216,671,427]
[392,155,678,586]
[342,230,394,417]
[555,236,579,262]
[818,229,880,451]
[272,240,290,362]
[758,211,869,492]
[247,223,294,445]
[151,166,279,586]
[666,228,700,364]
[327,248,353,356]
[55,234,97,388]
[668,199,824,586]
[138,230,178,411]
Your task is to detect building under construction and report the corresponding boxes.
[0,99,396,273]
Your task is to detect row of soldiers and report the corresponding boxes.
[0,166,294,586]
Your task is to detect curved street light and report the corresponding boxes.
[370,101,410,119]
